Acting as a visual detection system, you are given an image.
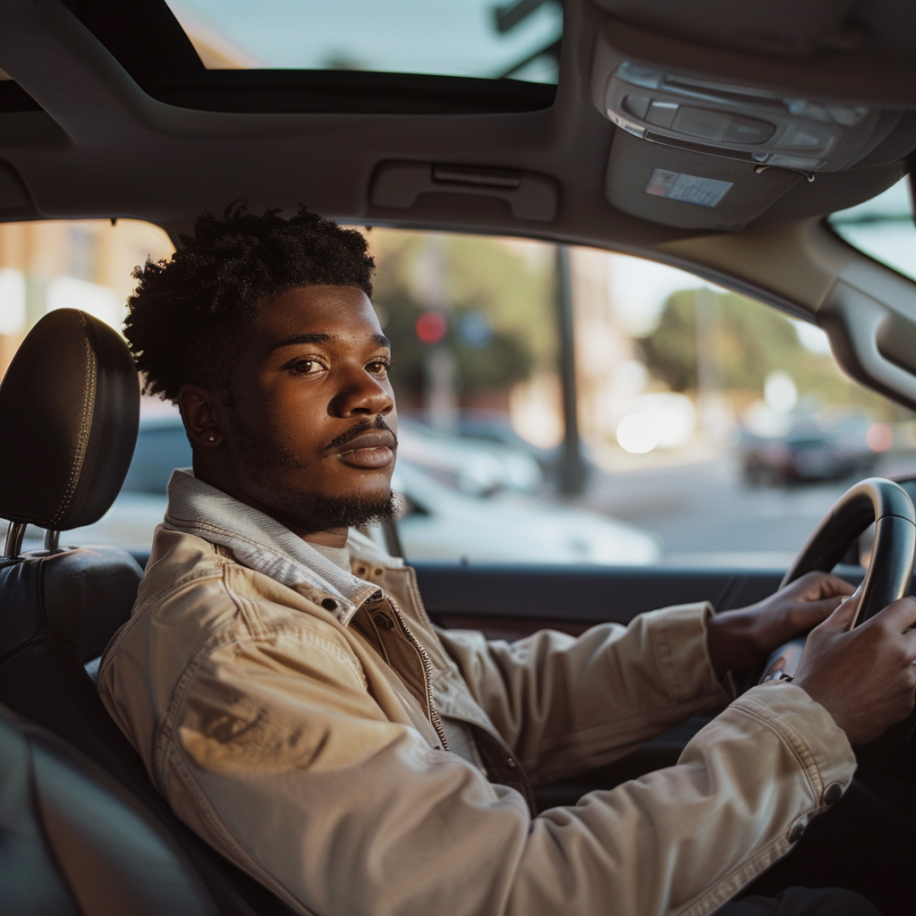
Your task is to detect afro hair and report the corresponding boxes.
[124,203,375,401]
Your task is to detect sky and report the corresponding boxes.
[169,0,562,81]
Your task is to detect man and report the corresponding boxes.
[100,205,916,916]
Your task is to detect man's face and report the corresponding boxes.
[215,285,397,537]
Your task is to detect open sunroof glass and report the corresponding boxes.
[165,0,563,83]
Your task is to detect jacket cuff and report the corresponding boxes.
[642,603,733,707]
[733,682,857,804]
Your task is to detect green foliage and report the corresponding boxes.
[370,231,552,400]
[640,289,800,391]
[640,288,909,418]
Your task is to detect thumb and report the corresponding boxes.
[818,590,862,634]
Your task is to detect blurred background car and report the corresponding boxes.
[739,411,880,485]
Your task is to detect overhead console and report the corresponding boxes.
[597,62,885,175]
[590,3,916,231]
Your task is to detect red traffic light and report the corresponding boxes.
[415,310,448,344]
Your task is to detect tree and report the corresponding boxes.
[640,289,799,392]
[368,230,552,403]
[640,288,913,420]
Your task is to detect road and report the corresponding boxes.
[576,449,916,567]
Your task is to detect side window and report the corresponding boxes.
[579,260,908,568]
[364,230,911,568]
[121,425,193,495]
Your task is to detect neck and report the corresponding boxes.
[301,528,349,549]
[192,461,349,548]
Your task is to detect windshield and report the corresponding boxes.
[829,176,916,282]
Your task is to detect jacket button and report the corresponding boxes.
[321,598,339,611]
[823,783,844,806]
[788,820,806,843]
[373,613,394,631]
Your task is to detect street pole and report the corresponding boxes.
[556,245,586,495]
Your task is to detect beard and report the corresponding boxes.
[225,403,398,532]
[308,490,399,530]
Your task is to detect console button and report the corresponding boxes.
[623,95,651,120]
[784,98,831,121]
[671,106,774,144]
[646,101,678,129]
[615,62,663,89]
[723,115,776,144]
[783,122,834,150]
[767,153,824,169]
[828,104,869,126]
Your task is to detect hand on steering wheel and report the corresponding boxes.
[792,591,916,746]
[706,571,854,681]
[757,478,916,747]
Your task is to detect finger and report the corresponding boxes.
[869,596,916,633]
[902,629,916,657]
[818,591,863,633]
[786,594,847,630]
[818,573,857,598]
[792,571,856,601]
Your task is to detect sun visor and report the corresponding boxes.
[606,131,802,231]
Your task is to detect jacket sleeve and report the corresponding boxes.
[435,603,733,782]
[155,631,856,916]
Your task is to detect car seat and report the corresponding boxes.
[0,701,220,916]
[0,309,297,916]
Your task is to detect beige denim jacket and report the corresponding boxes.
[99,471,857,916]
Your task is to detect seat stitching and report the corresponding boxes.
[53,317,96,527]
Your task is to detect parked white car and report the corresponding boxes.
[396,417,544,496]
[393,460,660,565]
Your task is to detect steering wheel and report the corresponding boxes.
[758,477,916,684]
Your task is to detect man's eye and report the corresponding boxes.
[368,360,392,376]
[288,358,323,375]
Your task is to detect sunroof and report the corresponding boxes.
[166,0,563,83]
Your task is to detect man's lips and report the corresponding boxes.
[334,430,397,469]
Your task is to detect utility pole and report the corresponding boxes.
[555,245,586,495]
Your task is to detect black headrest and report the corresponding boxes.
[0,309,139,530]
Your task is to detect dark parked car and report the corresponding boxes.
[741,415,879,484]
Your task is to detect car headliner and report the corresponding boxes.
[0,0,915,405]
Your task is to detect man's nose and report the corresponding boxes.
[334,370,394,417]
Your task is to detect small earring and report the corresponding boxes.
[208,435,216,442]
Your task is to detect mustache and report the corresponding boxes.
[321,416,397,455]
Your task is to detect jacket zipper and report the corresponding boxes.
[384,596,450,752]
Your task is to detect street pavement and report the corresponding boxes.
[577,449,916,568]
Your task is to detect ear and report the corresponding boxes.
[178,384,224,448]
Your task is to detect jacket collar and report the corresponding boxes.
[163,469,399,626]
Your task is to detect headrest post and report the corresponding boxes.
[4,521,25,559]
[44,529,60,553]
